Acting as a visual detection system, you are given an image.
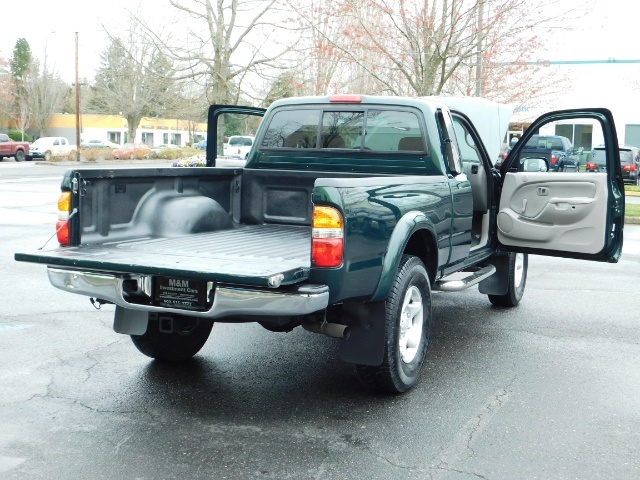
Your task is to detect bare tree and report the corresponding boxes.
[288,0,351,95]
[0,56,14,130]
[22,56,68,138]
[295,0,575,105]
[132,0,297,105]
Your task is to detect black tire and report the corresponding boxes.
[14,150,25,162]
[488,253,527,307]
[356,255,432,394]
[130,313,213,362]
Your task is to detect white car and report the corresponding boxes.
[223,135,254,159]
[28,137,77,161]
[81,139,119,149]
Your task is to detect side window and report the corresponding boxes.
[53,139,60,146]
[436,109,463,175]
[262,109,321,148]
[452,118,482,165]
[364,110,423,152]
[513,118,608,173]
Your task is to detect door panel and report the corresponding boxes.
[498,173,607,253]
[499,109,624,262]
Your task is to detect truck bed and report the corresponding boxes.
[16,224,312,287]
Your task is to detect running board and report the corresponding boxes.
[433,265,496,292]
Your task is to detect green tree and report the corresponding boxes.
[9,38,34,137]
[10,38,32,83]
[262,71,297,107]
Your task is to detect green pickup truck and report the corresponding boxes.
[15,95,625,393]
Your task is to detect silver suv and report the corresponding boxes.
[587,144,640,184]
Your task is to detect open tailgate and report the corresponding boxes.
[15,224,311,288]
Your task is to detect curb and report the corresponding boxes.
[33,159,180,166]
[625,216,640,225]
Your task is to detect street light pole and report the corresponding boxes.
[75,32,80,162]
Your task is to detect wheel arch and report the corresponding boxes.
[371,211,438,302]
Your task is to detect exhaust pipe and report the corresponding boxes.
[301,318,350,340]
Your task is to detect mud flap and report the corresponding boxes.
[339,301,386,366]
[478,253,509,296]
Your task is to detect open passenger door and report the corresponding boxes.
[206,105,266,167]
[498,109,624,262]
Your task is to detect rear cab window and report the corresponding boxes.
[257,106,435,174]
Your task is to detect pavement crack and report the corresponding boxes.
[299,429,430,474]
[435,461,490,480]
[465,375,517,456]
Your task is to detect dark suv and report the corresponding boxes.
[587,145,640,184]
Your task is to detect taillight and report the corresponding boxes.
[586,161,597,170]
[623,164,636,172]
[312,206,343,268]
[56,191,71,246]
[550,154,557,165]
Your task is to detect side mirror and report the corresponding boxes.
[521,157,549,172]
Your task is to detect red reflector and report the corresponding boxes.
[550,154,557,165]
[56,220,69,246]
[329,94,361,103]
[623,164,635,172]
[312,238,343,267]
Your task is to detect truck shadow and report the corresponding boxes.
[127,289,510,423]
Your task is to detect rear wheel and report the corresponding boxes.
[14,150,25,162]
[356,255,432,394]
[130,313,213,362]
[44,150,52,161]
[488,253,527,307]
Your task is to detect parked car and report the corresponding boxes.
[586,144,640,184]
[151,144,181,156]
[517,135,581,172]
[495,147,510,167]
[111,143,152,160]
[0,133,29,162]
[196,139,207,149]
[81,139,119,149]
[223,135,254,158]
[27,137,77,161]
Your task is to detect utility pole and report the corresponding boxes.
[75,32,80,162]
[474,0,484,97]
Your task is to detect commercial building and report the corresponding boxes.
[45,114,207,147]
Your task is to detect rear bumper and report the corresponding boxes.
[47,267,329,318]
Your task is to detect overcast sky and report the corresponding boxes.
[2,0,639,120]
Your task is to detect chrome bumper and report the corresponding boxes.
[47,268,329,318]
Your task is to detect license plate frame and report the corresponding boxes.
[153,277,208,311]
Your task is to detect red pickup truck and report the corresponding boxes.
[0,133,30,162]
